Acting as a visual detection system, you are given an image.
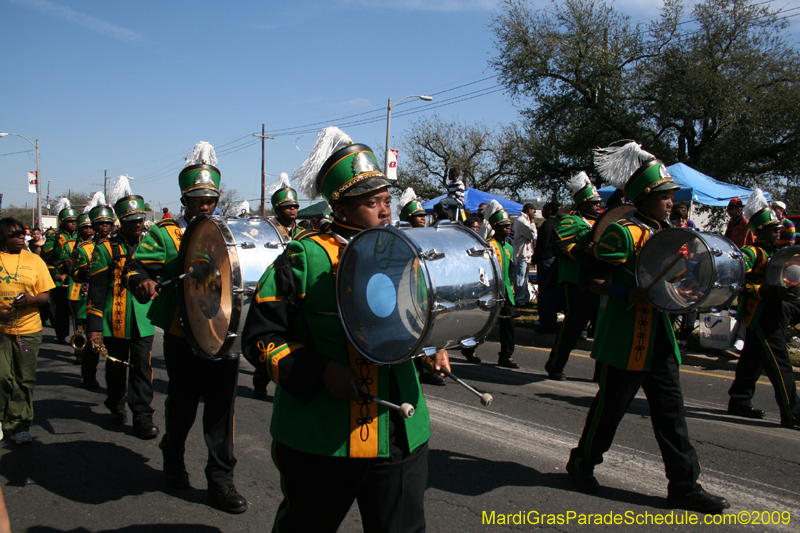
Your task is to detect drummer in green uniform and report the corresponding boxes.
[565,141,729,514]
[87,190,157,439]
[42,199,78,345]
[399,187,427,229]
[544,171,601,381]
[71,198,114,386]
[270,172,302,242]
[242,126,450,532]
[727,188,800,428]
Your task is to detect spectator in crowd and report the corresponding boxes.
[511,203,536,307]
[466,216,481,234]
[772,200,796,247]
[446,166,466,205]
[161,207,172,219]
[28,227,45,256]
[535,202,563,334]
[670,201,696,229]
[724,197,753,248]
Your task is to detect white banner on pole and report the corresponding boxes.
[28,171,38,194]
[386,150,398,181]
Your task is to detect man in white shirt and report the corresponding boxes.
[511,203,536,306]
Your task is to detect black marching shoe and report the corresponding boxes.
[497,357,520,369]
[83,378,100,390]
[208,484,248,514]
[547,371,566,381]
[566,463,600,494]
[133,416,159,440]
[252,388,268,399]
[727,404,765,419]
[163,460,190,489]
[109,411,127,425]
[667,488,730,515]
[463,352,482,364]
[780,418,800,430]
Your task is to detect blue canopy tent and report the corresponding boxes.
[421,188,523,215]
[598,163,767,206]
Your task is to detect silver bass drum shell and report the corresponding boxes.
[766,245,800,289]
[177,216,286,359]
[336,221,503,365]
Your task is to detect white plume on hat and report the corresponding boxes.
[744,188,769,221]
[54,197,71,214]
[593,141,656,190]
[185,141,218,168]
[483,199,504,222]
[108,175,133,208]
[84,192,106,213]
[269,172,293,195]
[293,127,353,200]
[567,171,593,196]
[399,187,418,210]
[233,200,250,216]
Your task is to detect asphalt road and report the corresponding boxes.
[2,326,799,533]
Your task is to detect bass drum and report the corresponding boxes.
[592,204,636,242]
[177,216,286,359]
[766,245,800,288]
[337,221,503,365]
[635,228,744,313]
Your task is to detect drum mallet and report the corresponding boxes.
[626,252,685,310]
[156,267,194,289]
[440,368,493,406]
[364,395,415,419]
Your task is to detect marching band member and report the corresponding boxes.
[398,187,427,229]
[72,198,114,387]
[544,171,601,381]
[86,181,157,439]
[242,127,450,532]
[727,189,800,428]
[42,199,78,345]
[125,142,247,513]
[565,141,729,514]
[270,172,302,241]
[61,212,94,365]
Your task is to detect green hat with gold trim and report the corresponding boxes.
[77,214,92,228]
[54,197,78,226]
[84,191,114,224]
[180,141,221,198]
[399,187,425,221]
[114,195,147,222]
[295,127,391,207]
[594,141,679,205]
[568,171,601,204]
[89,206,115,223]
[744,188,780,232]
[270,173,299,208]
[484,200,511,227]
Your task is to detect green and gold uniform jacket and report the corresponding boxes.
[591,212,680,371]
[274,220,302,243]
[735,242,778,327]
[60,237,92,305]
[242,221,431,459]
[489,236,515,306]
[87,233,154,339]
[42,230,76,288]
[556,212,598,285]
[124,218,184,337]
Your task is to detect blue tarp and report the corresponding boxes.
[599,163,767,206]
[422,188,523,215]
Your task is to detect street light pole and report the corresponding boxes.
[384,95,433,176]
[0,132,42,230]
[253,126,275,217]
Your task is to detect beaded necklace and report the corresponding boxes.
[0,250,21,282]
[1,249,28,352]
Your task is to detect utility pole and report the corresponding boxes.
[252,125,275,217]
[46,181,51,214]
[104,170,108,200]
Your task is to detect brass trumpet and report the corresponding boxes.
[70,317,87,352]
[90,336,131,367]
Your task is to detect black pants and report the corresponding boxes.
[545,282,598,374]
[51,286,71,340]
[536,258,563,332]
[159,333,239,488]
[271,440,428,533]
[462,300,515,362]
[69,300,100,382]
[103,333,155,419]
[728,301,800,424]
[567,322,701,497]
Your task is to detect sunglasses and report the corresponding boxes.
[7,230,25,238]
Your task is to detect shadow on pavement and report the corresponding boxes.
[29,526,223,533]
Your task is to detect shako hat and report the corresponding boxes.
[399,187,425,221]
[270,172,299,208]
[294,127,391,206]
[593,141,679,205]
[84,191,114,224]
[568,171,601,204]
[114,195,147,222]
[744,188,779,232]
[180,141,221,198]
[485,199,511,227]
[55,198,78,226]
[76,214,92,228]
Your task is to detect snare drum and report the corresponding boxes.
[766,245,800,288]
[592,204,636,243]
[336,221,503,364]
[635,228,744,313]
[177,216,286,359]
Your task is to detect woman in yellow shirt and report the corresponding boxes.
[0,217,55,444]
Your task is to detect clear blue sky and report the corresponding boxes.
[2,0,799,214]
